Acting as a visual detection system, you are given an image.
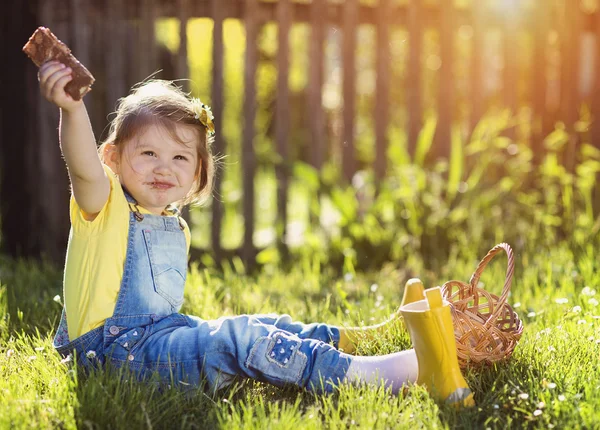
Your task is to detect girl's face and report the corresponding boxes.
[106,123,200,214]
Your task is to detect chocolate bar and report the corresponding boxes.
[22,26,95,101]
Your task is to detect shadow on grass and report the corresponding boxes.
[2,256,63,338]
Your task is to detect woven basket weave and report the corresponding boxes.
[440,243,523,368]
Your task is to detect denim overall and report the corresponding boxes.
[53,192,351,393]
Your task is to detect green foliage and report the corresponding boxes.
[296,114,600,273]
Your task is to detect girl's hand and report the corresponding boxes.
[38,61,83,112]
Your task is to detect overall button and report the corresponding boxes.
[128,354,135,361]
[109,326,120,335]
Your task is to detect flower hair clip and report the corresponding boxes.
[191,98,215,135]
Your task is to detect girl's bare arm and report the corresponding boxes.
[39,61,109,217]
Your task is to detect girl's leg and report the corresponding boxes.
[251,314,341,346]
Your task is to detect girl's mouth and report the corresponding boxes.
[149,182,174,190]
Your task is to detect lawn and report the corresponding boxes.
[1,239,600,429]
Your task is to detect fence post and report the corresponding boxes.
[275,0,291,258]
[470,0,484,133]
[106,0,126,112]
[242,0,259,268]
[591,6,600,215]
[210,0,225,261]
[407,0,423,158]
[374,0,390,181]
[140,0,158,79]
[436,0,454,161]
[342,0,358,182]
[503,10,519,139]
[308,0,326,172]
[560,1,581,173]
[531,0,548,165]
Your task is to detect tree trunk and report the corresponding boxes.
[1,0,70,265]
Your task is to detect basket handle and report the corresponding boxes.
[468,242,515,320]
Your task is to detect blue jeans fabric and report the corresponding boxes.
[53,193,351,393]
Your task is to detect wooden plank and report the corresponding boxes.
[407,0,423,157]
[308,0,326,170]
[342,0,358,182]
[503,11,519,139]
[176,0,191,91]
[140,0,158,79]
[470,1,484,131]
[210,0,225,259]
[560,2,581,172]
[531,0,548,164]
[275,0,291,257]
[106,0,126,112]
[436,0,454,160]
[242,0,259,266]
[560,2,581,127]
[55,1,597,31]
[70,0,95,132]
[374,0,391,180]
[592,5,600,151]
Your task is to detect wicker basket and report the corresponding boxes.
[441,243,523,368]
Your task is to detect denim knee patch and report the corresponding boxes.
[245,331,307,385]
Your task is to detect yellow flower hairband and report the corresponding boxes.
[191,98,215,135]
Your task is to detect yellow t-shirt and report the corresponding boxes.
[63,165,190,340]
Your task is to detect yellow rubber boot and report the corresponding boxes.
[400,287,475,407]
[401,278,426,307]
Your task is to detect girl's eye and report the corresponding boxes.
[174,155,188,161]
[142,151,156,157]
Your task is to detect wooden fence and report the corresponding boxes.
[35,0,600,265]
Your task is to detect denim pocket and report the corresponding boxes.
[114,327,146,353]
[246,331,307,385]
[142,229,187,310]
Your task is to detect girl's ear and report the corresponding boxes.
[103,144,120,174]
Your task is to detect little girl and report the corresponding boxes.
[38,60,473,406]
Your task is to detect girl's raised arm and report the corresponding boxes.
[39,61,109,218]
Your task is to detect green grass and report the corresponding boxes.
[2,240,600,429]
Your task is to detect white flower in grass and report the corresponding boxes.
[370,284,378,292]
[572,305,582,313]
[513,302,521,308]
[538,401,546,408]
[547,382,557,389]
[577,319,587,325]
[588,298,599,307]
[6,349,15,358]
[558,395,566,401]
[60,354,72,364]
[547,346,556,352]
[555,298,568,304]
[518,393,529,400]
[27,355,37,362]
[85,350,96,359]
[582,286,596,296]
[53,295,61,303]
[527,311,536,318]
[35,346,44,351]
[533,409,543,417]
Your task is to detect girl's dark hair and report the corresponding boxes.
[98,80,215,207]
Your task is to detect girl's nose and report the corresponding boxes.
[153,160,172,174]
